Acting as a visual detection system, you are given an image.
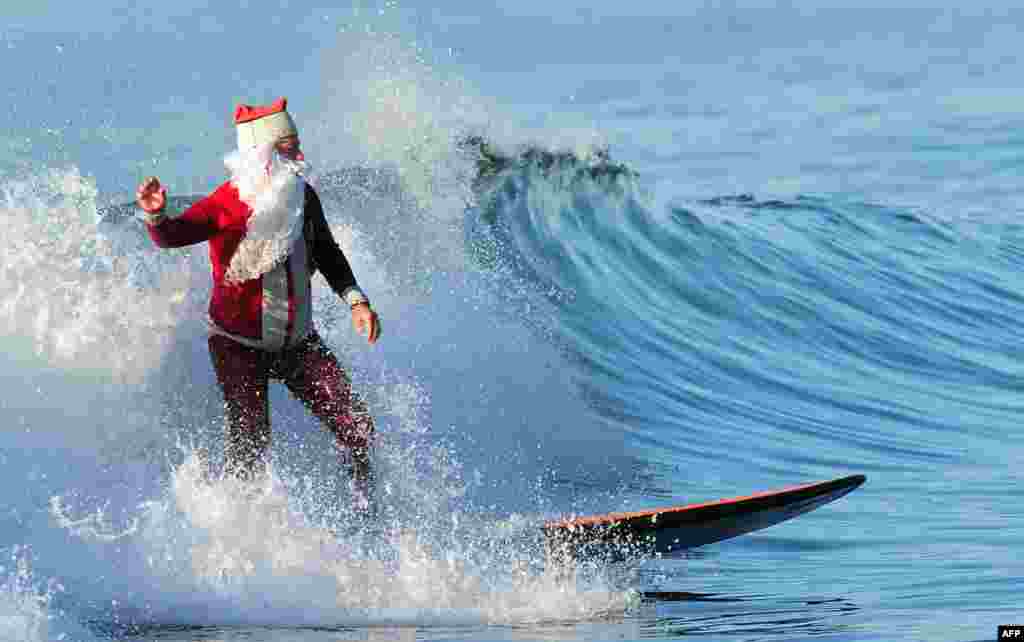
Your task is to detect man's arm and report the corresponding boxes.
[306,186,365,303]
[307,186,381,344]
[138,177,221,248]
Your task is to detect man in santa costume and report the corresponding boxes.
[135,98,381,505]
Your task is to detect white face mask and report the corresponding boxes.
[223,144,311,284]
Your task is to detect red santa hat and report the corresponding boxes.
[234,97,298,150]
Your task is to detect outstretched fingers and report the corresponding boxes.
[136,176,166,213]
[352,305,382,345]
[368,312,382,343]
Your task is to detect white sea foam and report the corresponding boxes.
[0,166,200,382]
[0,557,51,642]
[0,166,215,462]
[46,448,629,629]
[0,551,94,642]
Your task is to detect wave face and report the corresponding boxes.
[465,154,1024,639]
[471,167,1024,483]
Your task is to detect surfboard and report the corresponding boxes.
[543,474,865,558]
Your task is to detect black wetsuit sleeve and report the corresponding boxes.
[306,185,361,298]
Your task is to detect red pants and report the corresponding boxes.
[208,332,374,478]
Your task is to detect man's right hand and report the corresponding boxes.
[136,176,167,214]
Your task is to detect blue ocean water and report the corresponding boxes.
[1,2,1022,641]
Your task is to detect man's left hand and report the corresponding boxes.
[352,303,381,344]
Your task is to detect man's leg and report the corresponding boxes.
[208,334,271,481]
[280,333,375,501]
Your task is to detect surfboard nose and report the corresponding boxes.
[543,474,868,560]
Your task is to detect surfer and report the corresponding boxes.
[135,98,381,510]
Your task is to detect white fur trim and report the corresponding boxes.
[261,261,290,352]
[290,229,313,341]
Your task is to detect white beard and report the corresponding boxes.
[223,144,311,284]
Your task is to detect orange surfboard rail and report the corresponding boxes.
[543,474,866,556]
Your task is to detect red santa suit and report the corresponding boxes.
[144,98,374,480]
[147,179,365,351]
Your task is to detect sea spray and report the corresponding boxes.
[0,553,53,642]
[0,166,199,382]
[47,447,631,628]
[0,549,94,642]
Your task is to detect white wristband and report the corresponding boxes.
[343,287,370,308]
[137,208,168,226]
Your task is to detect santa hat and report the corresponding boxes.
[234,97,298,150]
